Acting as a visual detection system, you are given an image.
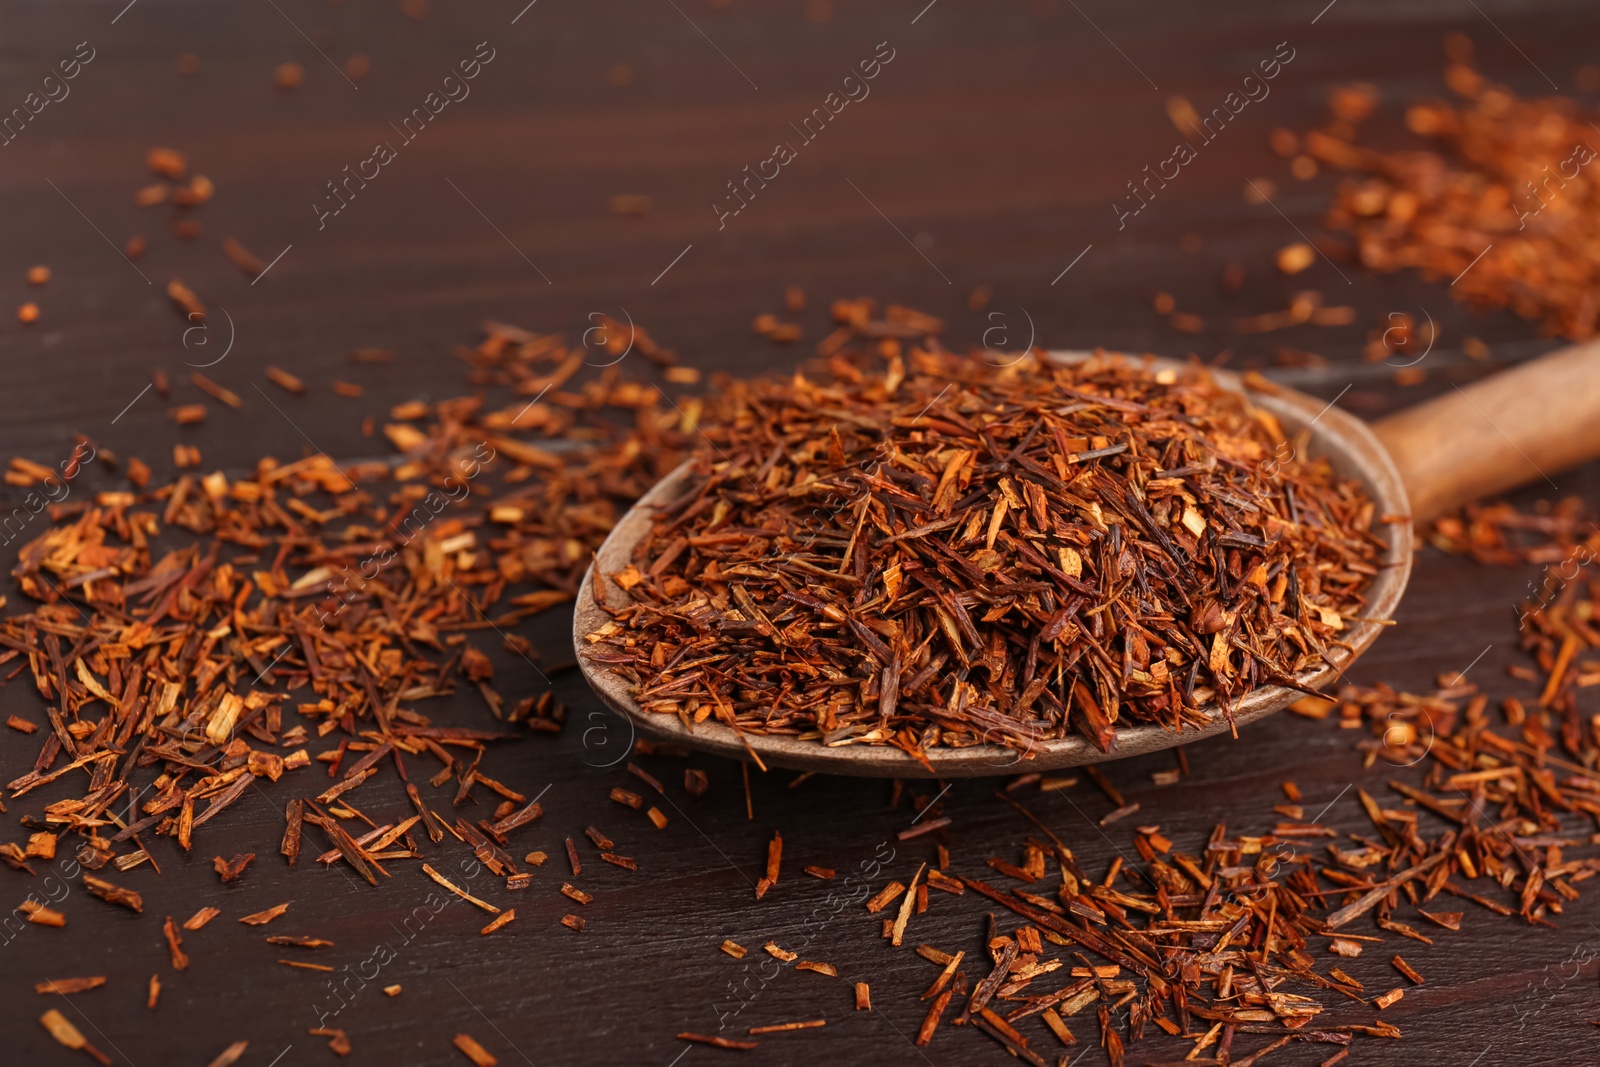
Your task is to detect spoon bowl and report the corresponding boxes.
[573,352,1413,777]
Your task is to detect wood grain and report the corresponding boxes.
[1375,337,1600,521]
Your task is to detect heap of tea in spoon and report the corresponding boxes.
[584,347,1385,759]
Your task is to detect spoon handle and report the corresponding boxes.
[1372,338,1600,523]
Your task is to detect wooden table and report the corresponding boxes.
[3,0,1598,1062]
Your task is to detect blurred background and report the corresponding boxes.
[2,0,1594,477]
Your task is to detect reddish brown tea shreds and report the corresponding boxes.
[35,976,105,994]
[0,315,694,895]
[40,1008,111,1064]
[452,1033,496,1066]
[160,917,187,969]
[1300,37,1600,339]
[1427,496,1598,567]
[205,1041,248,1067]
[588,344,1383,758]
[677,1032,758,1050]
[862,543,1600,1064]
[865,780,1409,1063]
[0,306,1580,1064]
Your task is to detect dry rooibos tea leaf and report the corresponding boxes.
[589,351,1381,761]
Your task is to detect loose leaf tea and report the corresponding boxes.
[589,350,1383,759]
[34,976,106,995]
[452,1034,496,1067]
[0,302,1587,1066]
[697,538,1600,1065]
[1294,37,1600,339]
[39,1009,111,1065]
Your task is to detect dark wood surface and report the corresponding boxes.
[3,0,1600,1063]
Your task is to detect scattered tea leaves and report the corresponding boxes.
[453,1034,497,1067]
[238,903,290,926]
[677,1033,758,1050]
[35,977,106,995]
[39,1009,110,1065]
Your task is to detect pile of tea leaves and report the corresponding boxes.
[1294,35,1600,340]
[587,341,1387,762]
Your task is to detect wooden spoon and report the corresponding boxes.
[574,342,1600,777]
